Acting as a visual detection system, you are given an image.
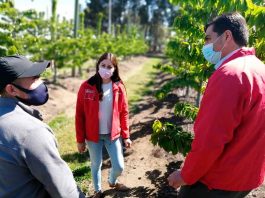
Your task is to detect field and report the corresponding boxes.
[36,56,265,198]
[1,0,265,197]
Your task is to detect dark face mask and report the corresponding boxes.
[12,83,49,106]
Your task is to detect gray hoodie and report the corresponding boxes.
[0,98,85,198]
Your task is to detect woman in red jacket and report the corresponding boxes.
[75,53,132,198]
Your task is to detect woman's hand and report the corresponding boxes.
[77,142,87,153]
[124,138,132,148]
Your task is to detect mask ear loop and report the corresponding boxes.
[213,32,227,55]
[219,32,229,57]
[11,83,32,93]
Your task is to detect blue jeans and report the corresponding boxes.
[86,134,124,192]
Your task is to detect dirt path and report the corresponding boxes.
[98,71,265,198]
[38,56,264,197]
[36,56,151,122]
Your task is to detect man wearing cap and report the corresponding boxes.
[0,55,85,197]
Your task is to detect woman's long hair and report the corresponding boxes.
[88,52,121,101]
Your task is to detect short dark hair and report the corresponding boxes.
[205,12,249,46]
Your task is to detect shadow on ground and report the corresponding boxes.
[99,161,183,198]
[98,70,195,168]
[86,69,196,197]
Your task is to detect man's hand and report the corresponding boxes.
[167,170,186,189]
[77,142,87,153]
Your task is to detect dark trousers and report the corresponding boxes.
[178,182,251,198]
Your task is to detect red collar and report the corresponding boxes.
[220,47,255,68]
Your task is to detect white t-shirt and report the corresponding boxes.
[99,82,113,134]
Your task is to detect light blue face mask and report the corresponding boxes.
[202,34,225,64]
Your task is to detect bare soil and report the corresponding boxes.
[37,56,265,198]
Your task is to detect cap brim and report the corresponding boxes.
[19,61,50,78]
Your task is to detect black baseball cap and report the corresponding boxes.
[0,55,50,90]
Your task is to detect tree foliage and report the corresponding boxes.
[84,0,177,52]
[151,120,193,156]
[0,0,148,81]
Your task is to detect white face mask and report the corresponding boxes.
[98,67,114,79]
[202,34,225,64]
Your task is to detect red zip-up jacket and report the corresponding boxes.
[181,47,265,191]
[75,80,129,143]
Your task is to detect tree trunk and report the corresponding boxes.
[72,67,76,77]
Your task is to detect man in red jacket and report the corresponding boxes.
[168,12,265,198]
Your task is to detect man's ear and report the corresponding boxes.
[5,84,18,97]
[224,30,233,42]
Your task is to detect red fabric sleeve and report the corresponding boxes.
[119,84,130,139]
[181,69,246,185]
[75,83,86,143]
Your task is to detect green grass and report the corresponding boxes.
[124,57,162,113]
[48,57,162,193]
[48,115,91,192]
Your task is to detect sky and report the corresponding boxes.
[14,0,86,21]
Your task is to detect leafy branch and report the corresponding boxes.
[151,120,193,156]
[174,102,198,121]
